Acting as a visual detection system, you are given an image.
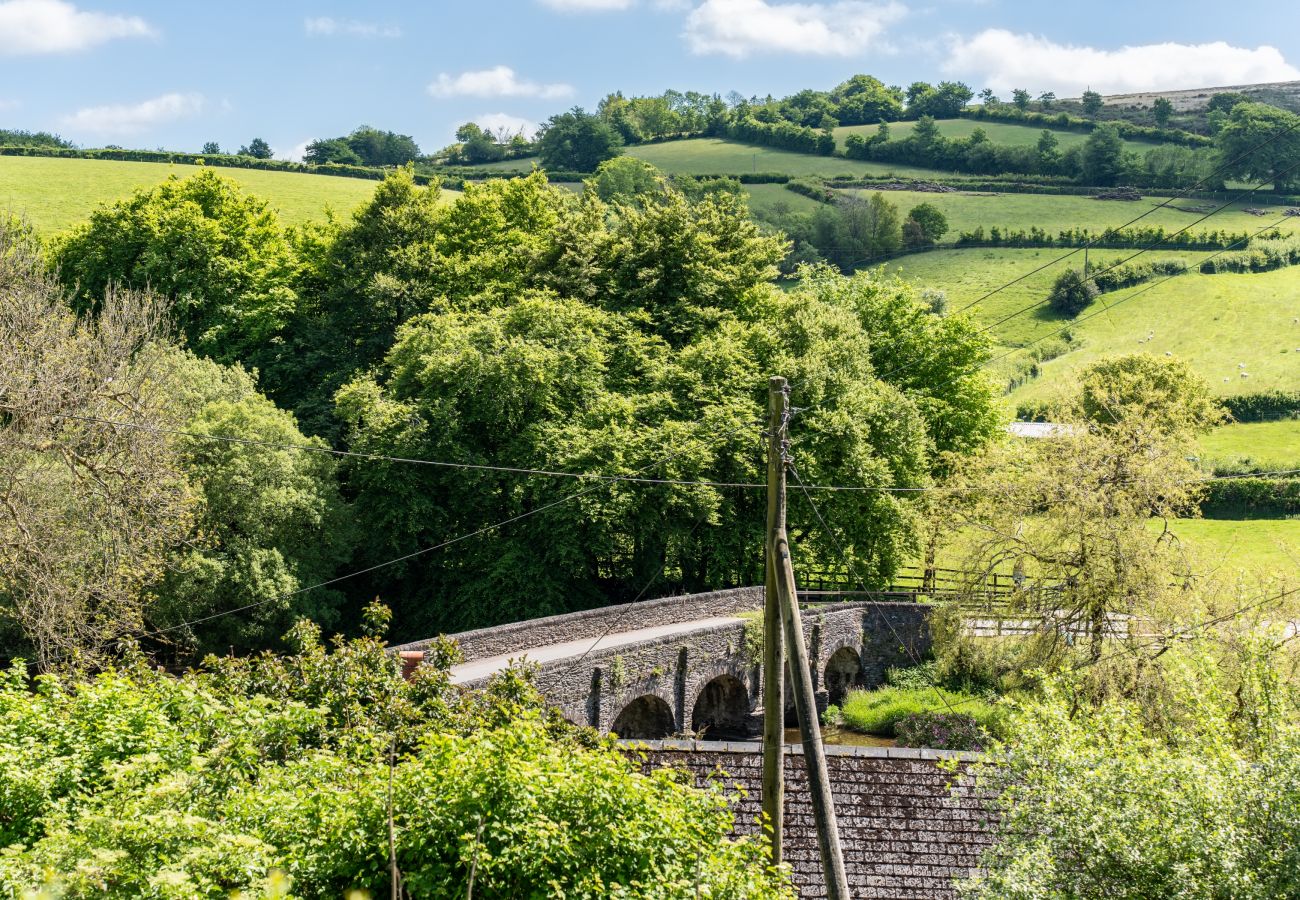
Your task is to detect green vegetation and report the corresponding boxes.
[1011,265,1300,406]
[0,619,790,898]
[842,188,1300,238]
[0,155,404,232]
[1,167,1002,657]
[1165,518,1300,574]
[965,641,1300,899]
[1197,420,1300,472]
[833,118,1159,153]
[627,139,953,178]
[836,685,1000,737]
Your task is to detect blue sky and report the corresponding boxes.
[2,0,1299,157]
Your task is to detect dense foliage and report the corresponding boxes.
[305,126,422,167]
[23,168,1001,653]
[0,620,791,898]
[537,108,625,172]
[53,170,300,368]
[962,638,1300,899]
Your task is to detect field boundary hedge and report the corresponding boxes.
[959,107,1213,147]
[1202,477,1300,519]
[1224,392,1300,422]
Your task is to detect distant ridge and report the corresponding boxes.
[1098,80,1300,113]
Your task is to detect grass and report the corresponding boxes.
[450,141,957,178]
[742,182,824,216]
[841,188,1300,239]
[833,118,1164,155]
[626,139,956,179]
[1162,518,1300,574]
[882,247,1212,347]
[1008,264,1300,406]
[836,685,1001,736]
[1197,420,1300,472]
[0,156,460,233]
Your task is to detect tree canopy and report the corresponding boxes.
[536,108,625,172]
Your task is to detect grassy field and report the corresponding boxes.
[833,118,1163,154]
[451,141,956,178]
[882,247,1214,346]
[1197,420,1300,471]
[841,188,1300,239]
[0,156,460,233]
[626,139,954,178]
[1165,518,1300,574]
[743,182,823,216]
[1007,264,1300,406]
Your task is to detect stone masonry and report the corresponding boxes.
[630,740,996,900]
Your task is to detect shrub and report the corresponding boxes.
[895,712,988,751]
[0,627,792,898]
[1048,267,1098,316]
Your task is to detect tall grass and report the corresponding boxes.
[836,685,1002,737]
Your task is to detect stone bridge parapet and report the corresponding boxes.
[410,591,933,740]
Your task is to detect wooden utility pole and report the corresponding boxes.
[765,376,850,899]
[762,377,786,866]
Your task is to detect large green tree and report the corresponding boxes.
[1081,123,1127,185]
[51,170,300,367]
[536,108,624,172]
[1215,102,1300,190]
[147,349,353,658]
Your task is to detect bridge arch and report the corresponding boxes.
[824,645,864,705]
[610,694,676,740]
[690,673,752,739]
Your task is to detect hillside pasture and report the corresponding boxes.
[833,118,1166,154]
[0,156,458,233]
[840,188,1300,240]
[1198,420,1300,472]
[882,247,1214,346]
[1165,518,1300,576]
[1004,264,1300,406]
[625,139,956,178]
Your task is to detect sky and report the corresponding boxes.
[2,0,1299,159]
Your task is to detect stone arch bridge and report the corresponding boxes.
[393,587,932,740]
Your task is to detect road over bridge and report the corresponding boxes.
[394,587,933,739]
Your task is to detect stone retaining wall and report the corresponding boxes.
[628,740,995,900]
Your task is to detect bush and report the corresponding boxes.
[0,626,792,898]
[895,711,988,751]
[1048,267,1098,316]
[1224,391,1300,422]
[1201,477,1300,518]
[838,685,1000,738]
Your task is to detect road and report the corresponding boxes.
[449,615,744,684]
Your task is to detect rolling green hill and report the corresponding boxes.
[840,187,1300,238]
[833,118,1165,154]
[463,139,960,179]
[0,155,460,233]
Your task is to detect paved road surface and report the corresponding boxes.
[449,615,744,684]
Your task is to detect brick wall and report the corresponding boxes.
[629,740,995,900]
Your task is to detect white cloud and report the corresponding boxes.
[538,0,635,10]
[684,0,906,58]
[0,0,153,56]
[0,99,20,111]
[282,140,310,163]
[60,92,205,137]
[471,112,541,141]
[946,30,1300,97]
[304,16,401,38]
[428,66,573,100]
